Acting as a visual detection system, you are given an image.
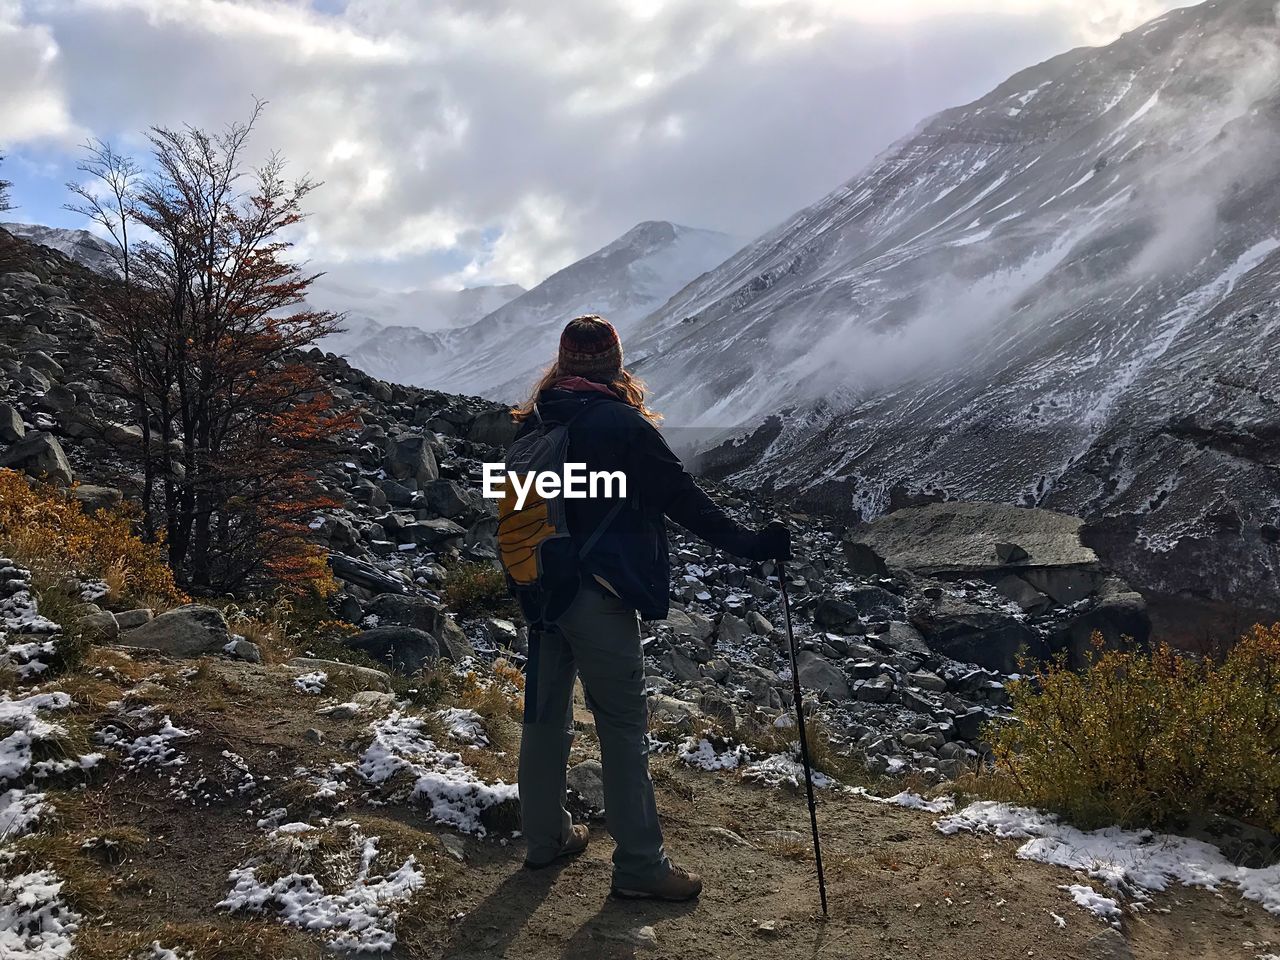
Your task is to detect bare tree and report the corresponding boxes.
[73,103,352,594]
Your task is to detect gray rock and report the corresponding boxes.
[125,604,230,657]
[995,541,1030,564]
[226,638,262,663]
[660,608,714,642]
[78,608,119,642]
[484,618,519,648]
[70,484,123,514]
[716,612,750,644]
[329,554,406,595]
[421,479,472,519]
[812,598,860,632]
[855,675,894,703]
[467,408,518,448]
[843,584,906,621]
[953,706,991,742]
[841,539,889,577]
[912,599,1046,673]
[113,608,153,629]
[365,594,447,634]
[659,648,700,682]
[348,625,440,673]
[908,669,947,692]
[993,574,1052,613]
[796,650,850,700]
[399,518,467,548]
[0,402,23,443]
[0,431,72,484]
[383,434,438,484]
[435,617,476,662]
[746,610,774,636]
[566,759,605,811]
[842,502,1098,575]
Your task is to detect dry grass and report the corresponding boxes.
[74,921,326,960]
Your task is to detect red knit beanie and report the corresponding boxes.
[558,315,623,381]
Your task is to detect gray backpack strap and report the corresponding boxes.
[578,500,624,559]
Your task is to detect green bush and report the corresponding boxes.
[989,627,1280,831]
[441,562,515,619]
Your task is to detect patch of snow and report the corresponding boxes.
[359,713,517,836]
[937,801,1280,915]
[294,671,328,695]
[0,787,48,842]
[434,708,488,747]
[95,716,195,769]
[676,737,751,771]
[855,789,955,813]
[0,869,81,959]
[218,825,424,953]
[741,752,834,790]
[1061,883,1123,925]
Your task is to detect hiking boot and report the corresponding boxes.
[523,824,589,870]
[611,864,703,902]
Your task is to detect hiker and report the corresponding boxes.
[505,314,790,901]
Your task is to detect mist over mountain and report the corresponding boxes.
[342,220,740,399]
[623,0,1280,616]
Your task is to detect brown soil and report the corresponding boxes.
[13,654,1276,960]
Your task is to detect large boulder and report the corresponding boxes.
[795,650,850,700]
[846,502,1097,576]
[383,434,438,484]
[911,598,1047,673]
[0,431,72,484]
[71,484,123,514]
[348,625,440,674]
[842,584,906,621]
[124,604,230,657]
[364,594,447,634]
[467,408,518,449]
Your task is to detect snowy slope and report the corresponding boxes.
[2,222,118,275]
[341,221,740,399]
[626,0,1280,611]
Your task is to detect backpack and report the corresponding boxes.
[496,402,622,625]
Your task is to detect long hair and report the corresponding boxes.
[512,362,661,424]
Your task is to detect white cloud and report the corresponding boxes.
[2,0,1194,291]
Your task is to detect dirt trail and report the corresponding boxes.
[425,757,1275,960]
[25,658,1274,960]
[422,697,1276,960]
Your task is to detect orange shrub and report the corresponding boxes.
[0,469,185,607]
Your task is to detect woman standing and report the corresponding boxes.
[510,315,790,901]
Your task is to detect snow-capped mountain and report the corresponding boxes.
[342,221,740,399]
[2,222,118,275]
[627,0,1280,613]
[313,280,524,358]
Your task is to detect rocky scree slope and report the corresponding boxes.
[0,225,1150,785]
[626,0,1280,618]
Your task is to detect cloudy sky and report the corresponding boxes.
[1,0,1192,293]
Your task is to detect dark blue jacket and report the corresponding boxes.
[515,387,769,621]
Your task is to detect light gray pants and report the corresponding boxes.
[518,581,669,886]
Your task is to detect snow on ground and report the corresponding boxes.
[294,671,328,695]
[434,708,488,747]
[0,566,61,678]
[741,753,834,790]
[1061,883,1123,925]
[676,737,752,772]
[937,801,1280,916]
[218,822,424,952]
[852,788,956,813]
[95,716,196,769]
[358,712,517,836]
[0,870,81,959]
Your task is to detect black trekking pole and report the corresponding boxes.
[777,559,829,917]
